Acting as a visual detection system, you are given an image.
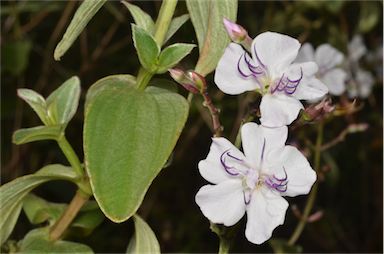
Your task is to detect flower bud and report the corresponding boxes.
[223,18,248,43]
[304,98,335,121]
[169,68,201,94]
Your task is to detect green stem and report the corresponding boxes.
[49,190,90,241]
[288,121,324,246]
[218,237,231,254]
[57,135,83,177]
[136,0,178,90]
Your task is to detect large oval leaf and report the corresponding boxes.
[84,75,189,222]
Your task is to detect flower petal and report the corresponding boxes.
[355,68,374,98]
[252,32,300,77]
[199,137,247,184]
[241,123,287,168]
[260,94,303,127]
[348,35,367,62]
[279,146,317,197]
[322,68,347,95]
[214,43,260,95]
[315,44,344,70]
[245,189,288,244]
[195,179,246,226]
[295,43,315,63]
[287,62,329,100]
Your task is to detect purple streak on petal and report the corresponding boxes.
[220,149,240,176]
[243,190,251,205]
[253,43,266,68]
[260,138,266,163]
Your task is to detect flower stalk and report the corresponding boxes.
[288,121,324,246]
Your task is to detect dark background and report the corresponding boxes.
[1,1,383,253]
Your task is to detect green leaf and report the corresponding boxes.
[17,89,48,125]
[84,76,189,222]
[132,24,160,72]
[164,14,190,44]
[0,202,22,248]
[186,0,237,76]
[121,1,154,34]
[1,39,32,75]
[46,76,81,125]
[13,125,63,145]
[54,0,107,60]
[20,228,93,253]
[269,239,303,254]
[357,2,380,33]
[22,194,66,225]
[157,43,195,73]
[126,214,160,254]
[149,79,178,93]
[0,164,77,245]
[85,74,136,108]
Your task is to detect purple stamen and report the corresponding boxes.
[272,67,303,95]
[264,167,288,193]
[273,167,288,182]
[237,55,254,78]
[220,149,240,176]
[253,44,266,68]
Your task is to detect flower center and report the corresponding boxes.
[220,150,288,205]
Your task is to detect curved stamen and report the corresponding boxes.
[264,167,289,193]
[243,190,251,205]
[237,55,254,78]
[220,149,240,176]
[253,44,266,68]
[273,167,288,182]
[272,67,303,95]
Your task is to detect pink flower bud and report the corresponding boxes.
[168,68,201,94]
[223,18,249,43]
[304,98,335,121]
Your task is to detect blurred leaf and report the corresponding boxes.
[187,0,237,76]
[126,214,160,254]
[358,2,380,33]
[1,40,32,75]
[122,1,154,33]
[164,14,190,44]
[132,24,160,72]
[71,201,104,234]
[46,76,81,125]
[85,74,136,108]
[54,0,107,60]
[0,164,77,245]
[20,228,93,253]
[269,239,303,253]
[157,43,196,73]
[84,77,189,222]
[13,125,62,145]
[0,2,63,15]
[323,151,340,187]
[22,194,66,225]
[17,89,48,125]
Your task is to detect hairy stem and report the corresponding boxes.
[202,91,222,137]
[136,0,178,90]
[49,191,90,241]
[218,237,231,254]
[288,121,324,246]
[57,135,84,177]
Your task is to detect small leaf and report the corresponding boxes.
[269,239,303,254]
[22,194,66,225]
[54,0,107,60]
[0,164,77,245]
[132,24,160,72]
[126,214,160,254]
[84,77,189,222]
[17,89,48,125]
[20,228,93,253]
[164,14,190,44]
[46,76,81,125]
[157,43,195,73]
[187,0,237,76]
[121,1,154,34]
[13,125,62,145]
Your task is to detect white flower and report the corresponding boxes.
[296,43,347,96]
[345,35,375,99]
[195,122,316,244]
[214,31,328,127]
